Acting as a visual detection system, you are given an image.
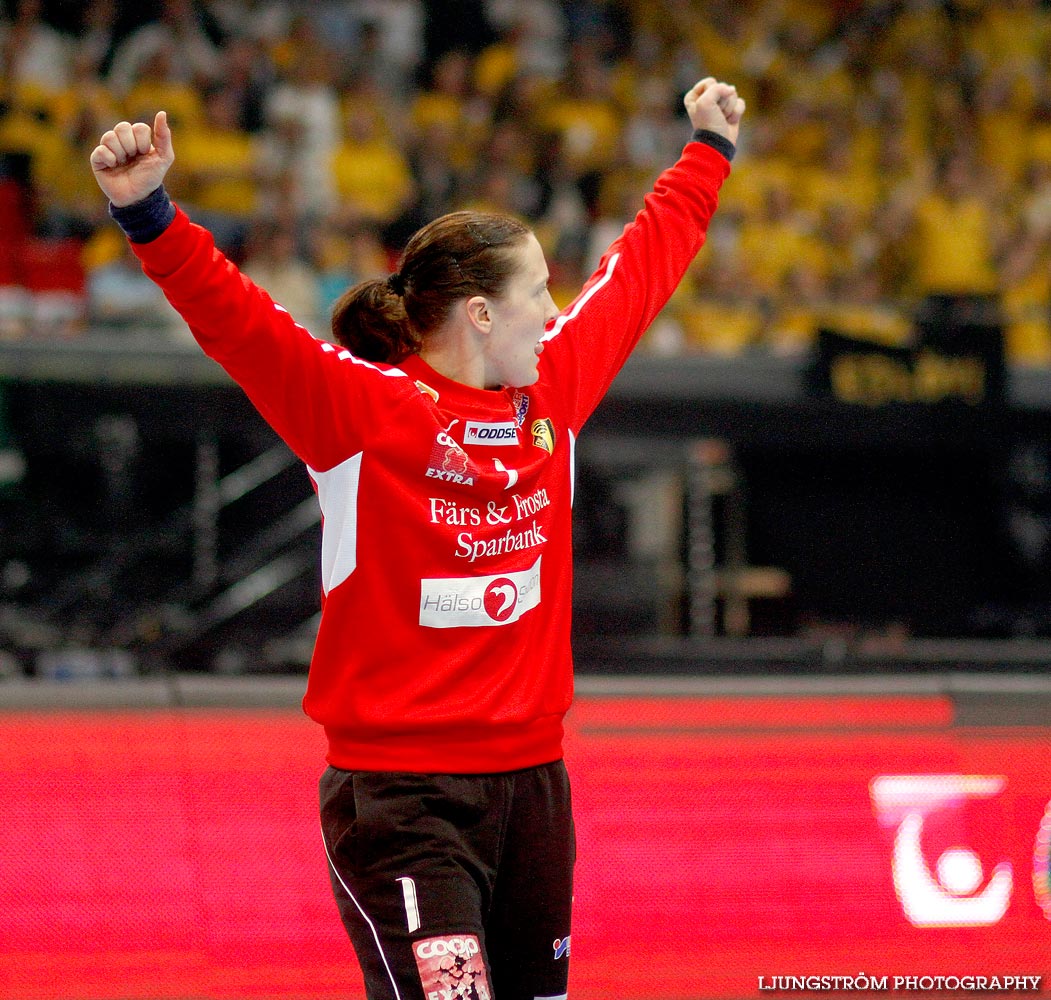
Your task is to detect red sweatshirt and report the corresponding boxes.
[131,139,730,773]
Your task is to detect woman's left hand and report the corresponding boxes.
[684,78,746,146]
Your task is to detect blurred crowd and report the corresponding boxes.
[2,0,1051,365]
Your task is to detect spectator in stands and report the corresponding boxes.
[968,0,1051,77]
[0,0,1040,363]
[456,120,540,227]
[310,217,389,324]
[75,0,120,80]
[677,248,766,356]
[399,115,463,236]
[86,236,184,334]
[214,34,273,134]
[107,0,222,96]
[30,95,111,240]
[170,83,260,256]
[121,42,205,134]
[1020,157,1051,237]
[530,131,590,282]
[766,259,831,356]
[263,46,340,219]
[1002,246,1051,367]
[1000,210,1051,367]
[330,98,416,228]
[814,199,878,292]
[718,112,792,219]
[478,0,567,87]
[562,0,633,62]
[536,39,621,211]
[1028,76,1051,167]
[621,72,690,176]
[64,16,122,128]
[974,68,1032,191]
[669,0,763,87]
[240,218,322,333]
[410,49,485,175]
[0,0,74,96]
[873,0,959,162]
[801,125,879,220]
[906,148,1004,324]
[207,0,290,48]
[737,179,821,298]
[337,18,404,99]
[335,2,424,99]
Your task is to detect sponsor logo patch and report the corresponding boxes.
[420,557,542,628]
[412,934,491,1000]
[531,417,555,454]
[552,935,571,960]
[483,577,518,621]
[464,420,518,446]
[511,390,530,428]
[426,420,479,486]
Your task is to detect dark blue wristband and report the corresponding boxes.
[692,128,735,162]
[109,185,176,244]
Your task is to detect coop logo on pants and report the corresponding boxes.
[412,934,491,1000]
[419,557,541,628]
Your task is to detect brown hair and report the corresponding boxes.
[330,211,531,363]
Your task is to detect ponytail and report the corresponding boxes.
[330,278,421,364]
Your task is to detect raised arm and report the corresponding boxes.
[541,77,746,430]
[88,112,382,471]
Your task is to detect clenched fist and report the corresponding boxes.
[90,110,175,207]
[684,78,746,147]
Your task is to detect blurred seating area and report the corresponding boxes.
[1,0,1051,363]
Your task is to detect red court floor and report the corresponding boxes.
[1,693,1049,999]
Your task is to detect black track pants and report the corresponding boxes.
[319,760,575,1000]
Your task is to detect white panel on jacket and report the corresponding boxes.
[308,452,363,595]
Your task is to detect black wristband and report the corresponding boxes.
[109,185,176,244]
[692,128,735,162]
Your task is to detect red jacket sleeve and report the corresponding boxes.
[130,209,405,472]
[539,140,731,432]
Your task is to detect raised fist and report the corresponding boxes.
[90,110,175,207]
[684,78,746,146]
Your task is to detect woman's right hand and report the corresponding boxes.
[90,110,175,207]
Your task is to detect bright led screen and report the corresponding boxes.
[1,696,1048,999]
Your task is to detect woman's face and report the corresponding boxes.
[482,234,559,389]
